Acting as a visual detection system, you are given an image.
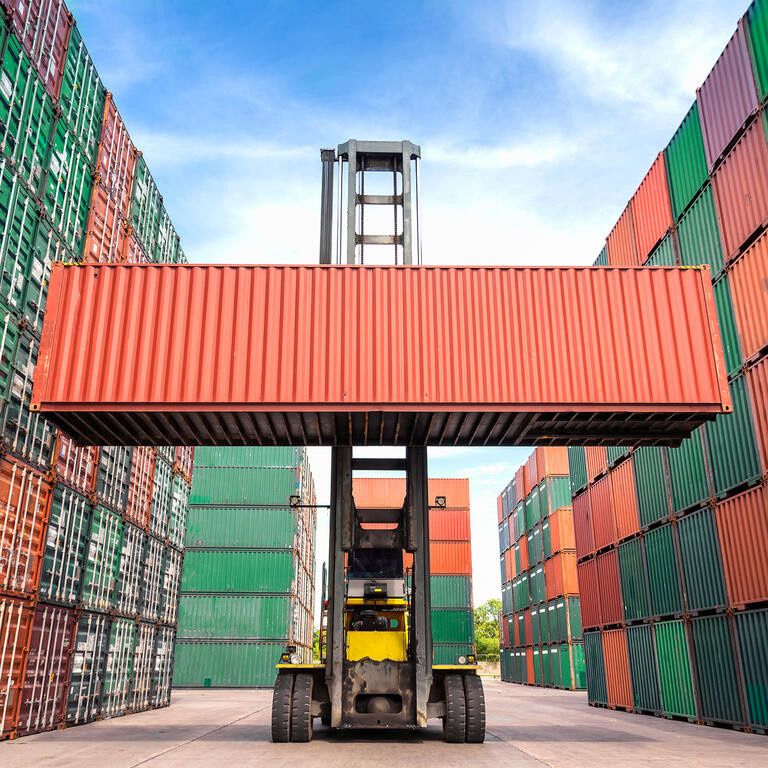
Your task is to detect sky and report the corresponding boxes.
[70,0,749,611]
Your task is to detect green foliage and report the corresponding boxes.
[476,635,499,661]
[313,629,320,660]
[474,599,501,639]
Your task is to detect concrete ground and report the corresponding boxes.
[3,681,767,767]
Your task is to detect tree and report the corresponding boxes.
[474,599,501,661]
[313,629,320,660]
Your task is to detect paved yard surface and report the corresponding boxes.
[2,680,767,767]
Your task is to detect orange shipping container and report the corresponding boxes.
[83,185,126,264]
[715,485,768,607]
[0,457,52,596]
[352,477,469,510]
[632,153,673,262]
[585,447,608,483]
[516,466,528,502]
[174,446,195,480]
[602,627,633,709]
[122,232,149,263]
[53,433,98,495]
[526,647,534,680]
[745,356,768,473]
[403,541,471,575]
[96,95,136,217]
[589,475,616,551]
[572,492,594,559]
[504,549,513,581]
[606,203,640,266]
[544,551,578,600]
[532,446,569,484]
[548,506,576,554]
[430,508,470,541]
[519,534,529,572]
[125,446,155,529]
[729,231,768,361]
[0,597,33,737]
[609,458,640,541]
[33,264,731,447]
[576,558,601,629]
[497,495,503,525]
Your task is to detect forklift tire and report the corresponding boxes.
[464,674,486,743]
[290,673,314,742]
[443,674,466,743]
[271,672,294,742]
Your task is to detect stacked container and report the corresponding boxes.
[173,447,316,688]
[0,0,191,740]
[497,447,585,690]
[351,477,475,665]
[570,1,768,733]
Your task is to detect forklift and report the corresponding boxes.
[270,143,486,742]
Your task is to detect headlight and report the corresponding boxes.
[458,655,467,665]
[290,653,301,665]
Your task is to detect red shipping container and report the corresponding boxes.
[533,446,569,484]
[596,550,623,627]
[32,264,732,447]
[526,647,534,679]
[125,446,155,529]
[729,230,768,361]
[5,0,72,100]
[589,474,615,551]
[523,607,532,646]
[549,506,575,554]
[430,508,470,541]
[122,232,149,263]
[544,552,578,600]
[0,597,33,737]
[609,459,640,541]
[519,533,529,572]
[576,558,601,629]
[0,457,52,596]
[716,484,768,607]
[497,495,503,525]
[96,95,136,217]
[403,541,471,575]
[527,450,538,490]
[745,356,768,473]
[697,19,759,170]
[606,203,639,266]
[504,549,513,582]
[632,153,673,262]
[711,115,768,261]
[510,615,517,648]
[53,432,97,494]
[16,603,75,736]
[572,492,594,559]
[83,184,126,264]
[174,446,195,481]
[585,447,608,483]
[602,628,633,709]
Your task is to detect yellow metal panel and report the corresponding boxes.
[347,631,407,662]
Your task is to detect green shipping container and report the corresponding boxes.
[0,31,55,195]
[705,375,762,496]
[747,0,768,102]
[666,428,710,513]
[173,641,283,687]
[644,523,683,617]
[430,576,472,608]
[524,495,534,532]
[531,607,540,645]
[633,447,670,527]
[655,620,697,719]
[712,274,743,376]
[185,506,297,549]
[677,184,724,275]
[618,537,650,621]
[0,307,20,400]
[676,507,727,612]
[645,232,677,266]
[81,506,123,611]
[180,549,295,593]
[568,597,582,641]
[66,611,109,724]
[433,644,475,665]
[177,594,290,640]
[539,476,571,518]
[102,618,136,717]
[430,608,474,644]
[58,25,106,166]
[594,246,608,266]
[533,647,541,685]
[568,447,588,492]
[584,631,608,705]
[541,517,551,559]
[130,154,162,257]
[542,646,552,686]
[606,446,629,466]
[193,446,305,468]
[734,608,768,729]
[626,624,661,712]
[691,615,744,724]
[569,642,587,690]
[189,466,300,506]
[664,102,708,220]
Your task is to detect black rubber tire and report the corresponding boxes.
[271,672,294,743]
[290,673,314,742]
[464,674,486,743]
[443,674,466,743]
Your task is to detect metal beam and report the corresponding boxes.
[319,149,335,263]
[351,457,408,471]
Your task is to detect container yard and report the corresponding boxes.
[2,0,768,764]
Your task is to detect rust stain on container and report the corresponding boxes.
[606,203,640,266]
[632,153,674,262]
[697,19,759,170]
[728,230,768,361]
[32,264,731,447]
[711,114,768,261]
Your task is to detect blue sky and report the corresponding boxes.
[70,0,748,608]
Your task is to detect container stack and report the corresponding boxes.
[497,447,585,690]
[570,1,768,733]
[173,447,316,688]
[0,0,191,740]
[351,477,475,665]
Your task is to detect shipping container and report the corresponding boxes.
[644,523,683,617]
[95,94,135,216]
[174,445,194,479]
[141,535,164,622]
[602,628,632,709]
[167,473,189,549]
[25,219,70,336]
[734,608,768,730]
[0,597,33,737]
[746,354,768,471]
[664,101,708,220]
[588,475,614,551]
[729,229,768,361]
[125,445,154,529]
[618,537,650,622]
[94,445,132,511]
[626,624,661,713]
[631,153,673,261]
[655,620,697,719]
[53,433,97,494]
[677,506,728,612]
[567,447,587,493]
[748,0,768,101]
[606,203,639,266]
[609,458,639,541]
[172,641,283,688]
[677,184,725,275]
[576,558,600,630]
[80,505,123,611]
[697,19,760,169]
[712,273,743,376]
[596,550,623,627]
[161,547,182,624]
[129,622,156,713]
[66,611,108,724]
[115,523,144,618]
[149,455,173,539]
[572,492,594,559]
[633,447,670,527]
[82,182,125,264]
[151,625,174,708]
[101,617,135,718]
[666,428,711,514]
[584,631,608,706]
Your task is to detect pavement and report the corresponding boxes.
[2,680,767,767]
